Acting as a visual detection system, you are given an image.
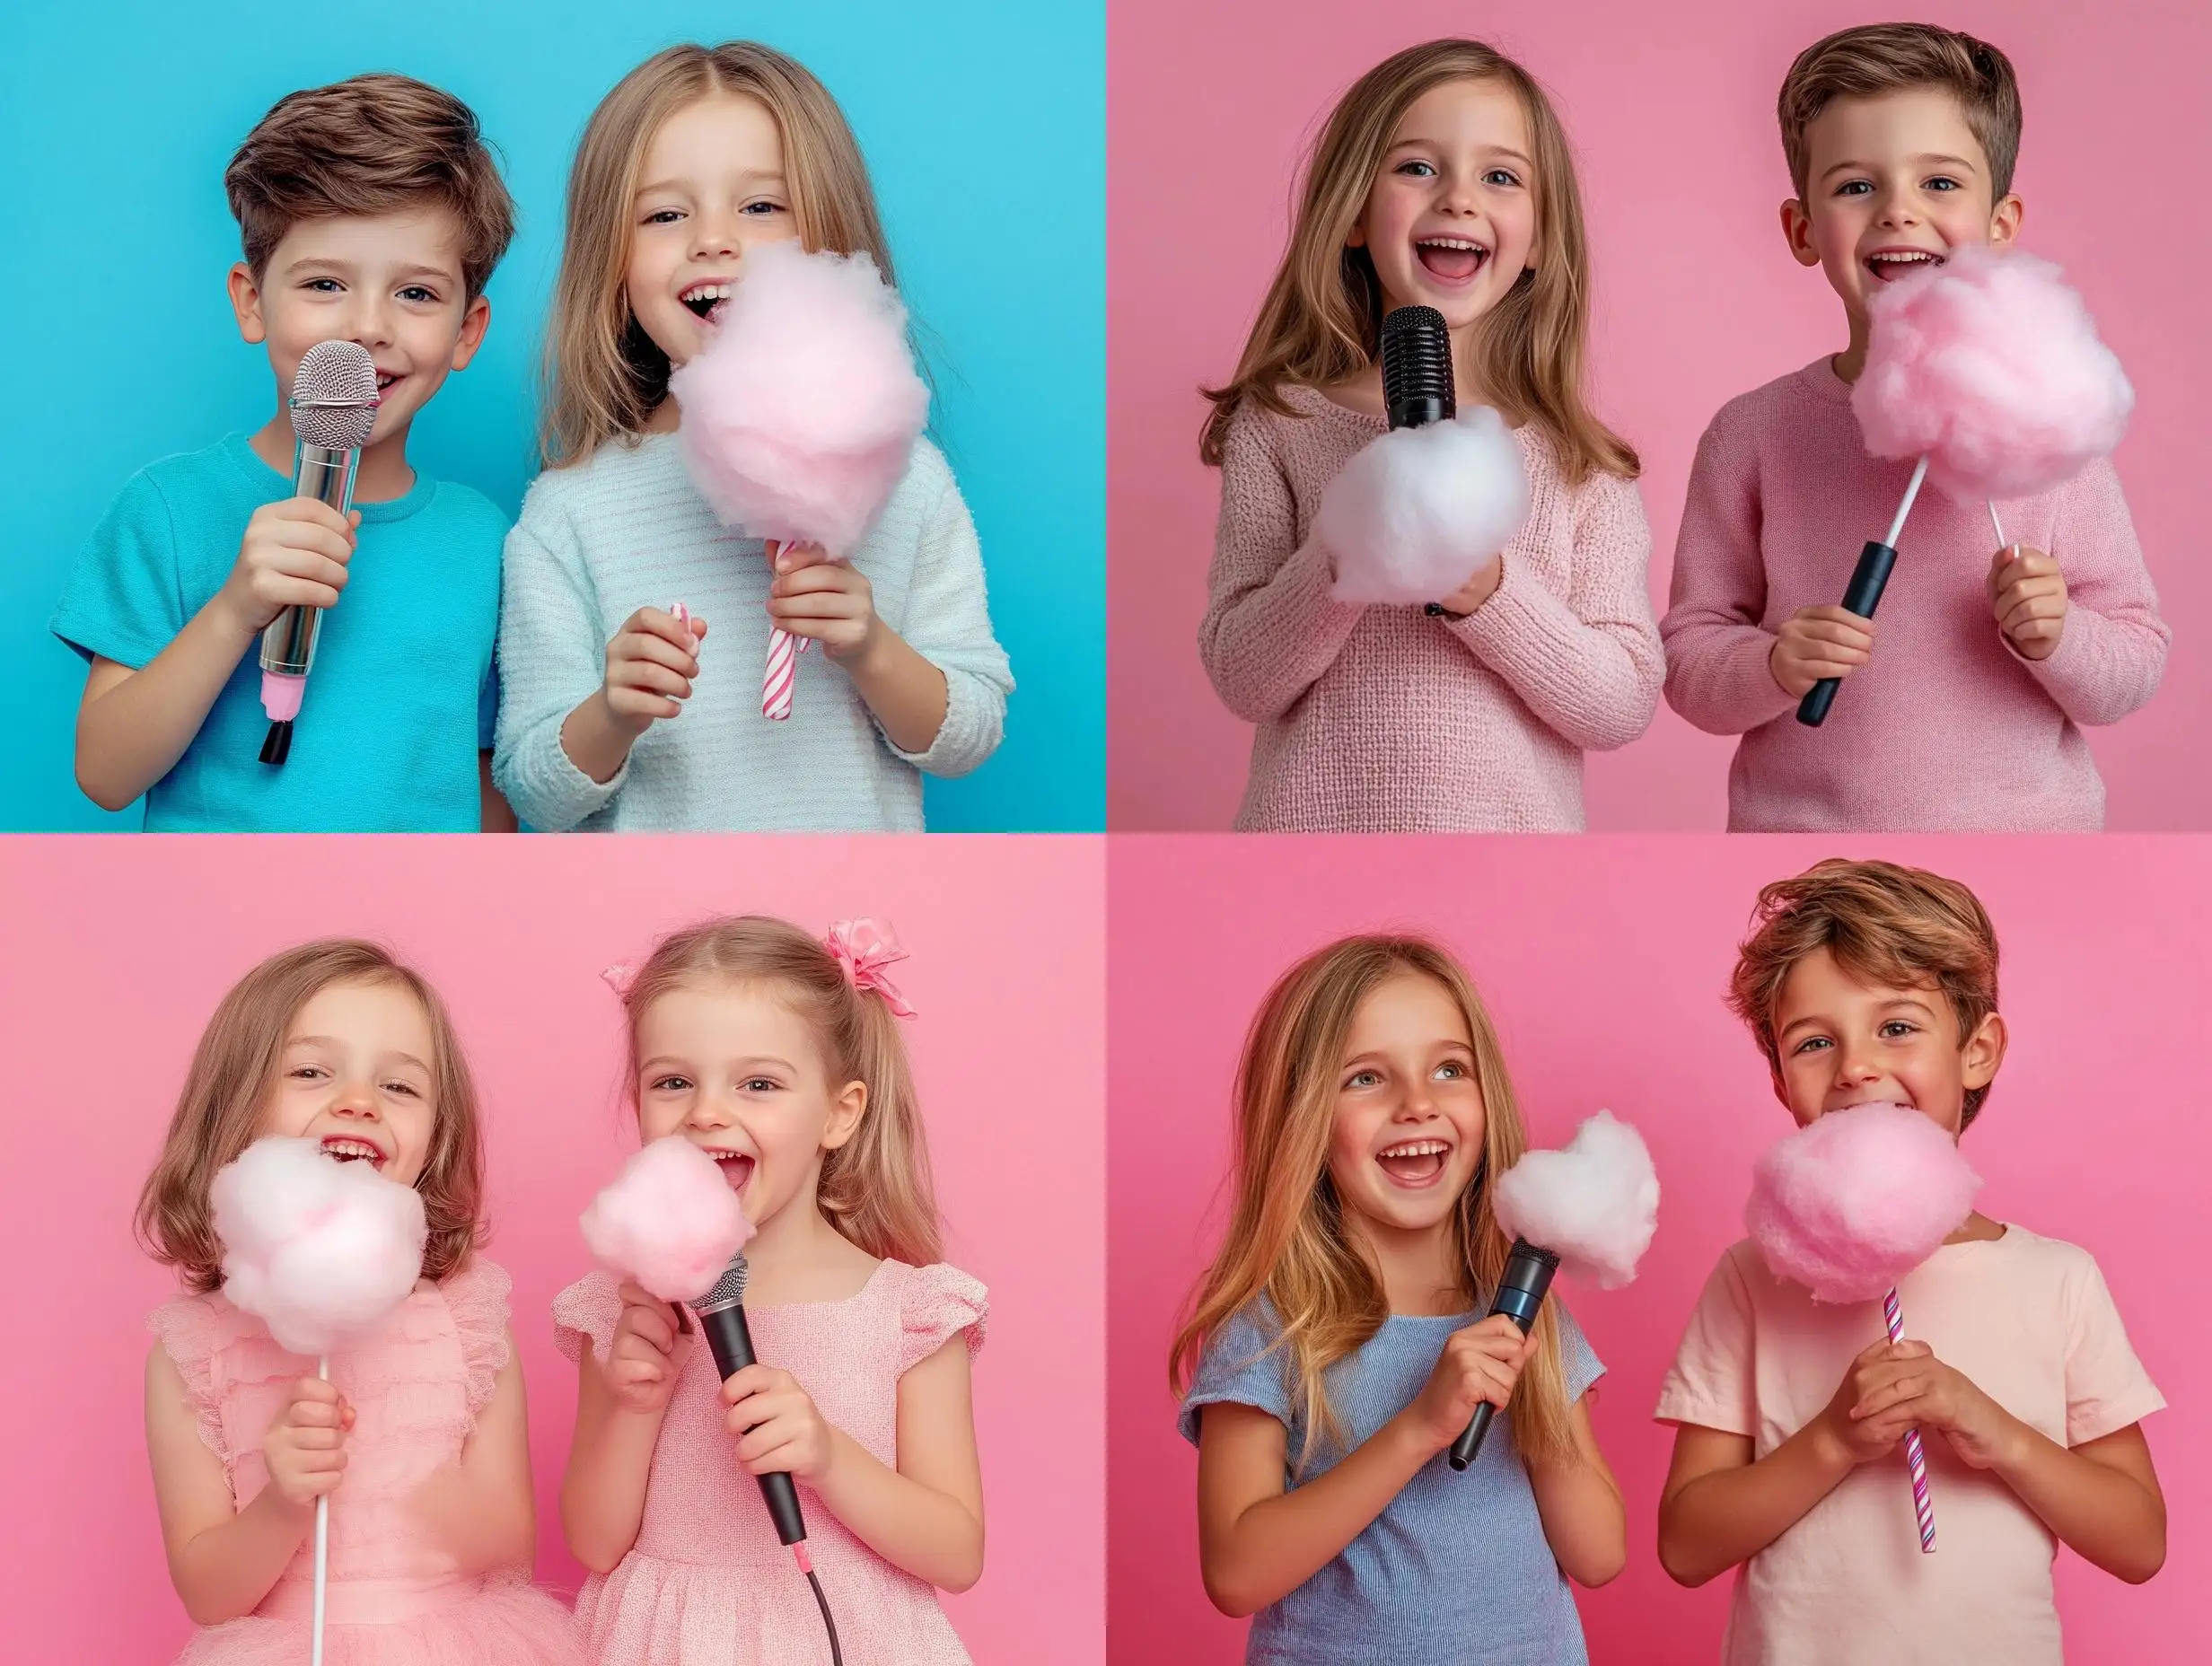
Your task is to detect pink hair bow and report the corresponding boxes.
[824,919,917,1019]
[601,962,639,998]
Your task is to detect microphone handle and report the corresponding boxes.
[697,1302,808,1546]
[1448,1250,1558,1472]
[1796,539,1897,727]
[260,441,362,680]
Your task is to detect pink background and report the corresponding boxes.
[1108,834,2208,1662]
[0,835,1104,1664]
[1107,0,2212,829]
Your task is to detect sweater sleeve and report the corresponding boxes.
[490,480,630,831]
[1197,406,1367,723]
[1661,417,1798,734]
[881,448,1012,778]
[1442,464,1664,751]
[2010,460,2169,726]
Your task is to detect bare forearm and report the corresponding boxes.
[77,604,257,808]
[1529,1457,1627,1587]
[561,1399,664,1574]
[557,692,643,786]
[1991,1423,2165,1583]
[1660,1425,1851,1587]
[812,1425,983,1592]
[170,1483,313,1626]
[412,1464,536,1576]
[843,627,948,755]
[1204,1414,1431,1617]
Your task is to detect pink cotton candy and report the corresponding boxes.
[1853,245,2133,504]
[1318,408,1530,605]
[581,1136,754,1303]
[1747,1102,1982,1303]
[211,1136,426,1357]
[1492,1110,1660,1290]
[669,241,930,555]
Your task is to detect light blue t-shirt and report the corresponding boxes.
[51,433,503,831]
[1181,1296,1605,1666]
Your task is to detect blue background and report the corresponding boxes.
[0,0,1102,830]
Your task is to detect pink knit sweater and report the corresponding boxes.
[1662,358,2168,831]
[1200,386,1663,831]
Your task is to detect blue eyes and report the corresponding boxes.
[301,280,440,303]
[1392,162,1522,188]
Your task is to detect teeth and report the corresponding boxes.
[1869,251,1940,263]
[1418,237,1486,253]
[1378,1140,1450,1158]
[322,1138,380,1161]
[680,282,734,303]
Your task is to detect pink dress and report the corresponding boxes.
[552,1259,988,1666]
[148,1258,584,1666]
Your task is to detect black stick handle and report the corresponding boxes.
[698,1302,807,1546]
[1796,540,1897,727]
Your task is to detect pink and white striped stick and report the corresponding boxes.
[760,539,811,722]
[1883,1285,1936,1553]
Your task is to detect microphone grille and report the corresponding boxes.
[1380,305,1454,426]
[688,1254,750,1312]
[290,340,380,450]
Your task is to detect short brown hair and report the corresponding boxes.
[136,940,487,1293]
[225,73,516,301]
[1729,860,2001,1127]
[1778,24,2022,202]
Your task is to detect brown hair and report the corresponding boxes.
[224,74,516,302]
[1169,934,1577,1472]
[1198,38,1636,487]
[614,916,940,1266]
[540,42,896,468]
[136,941,487,1294]
[1778,24,2023,201]
[1729,859,2002,1127]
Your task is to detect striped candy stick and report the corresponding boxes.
[759,539,813,723]
[1883,1285,1937,1553]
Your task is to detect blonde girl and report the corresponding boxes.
[140,941,580,1665]
[495,43,1012,833]
[1198,39,1662,832]
[557,916,986,1664]
[1172,934,1624,1664]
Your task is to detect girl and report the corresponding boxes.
[495,43,1013,833]
[1198,39,1662,832]
[1172,934,1624,1664]
[140,941,581,1663]
[557,916,987,1663]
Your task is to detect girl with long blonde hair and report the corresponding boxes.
[557,916,987,1664]
[1172,934,1624,1662]
[493,43,1011,835]
[1198,39,1662,834]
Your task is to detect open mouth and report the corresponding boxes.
[320,1135,386,1171]
[1375,1138,1452,1188]
[680,280,733,321]
[1414,235,1489,285]
[373,372,399,406]
[1863,248,1945,284]
[705,1148,756,1192]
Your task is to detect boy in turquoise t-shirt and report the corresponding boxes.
[52,74,518,831]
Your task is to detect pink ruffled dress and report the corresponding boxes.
[147,1258,584,1666]
[552,1259,988,1666]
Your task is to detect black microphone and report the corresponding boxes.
[1448,1240,1559,1472]
[1382,306,1470,619]
[259,339,378,766]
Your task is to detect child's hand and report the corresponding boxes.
[262,1376,355,1509]
[219,500,363,636]
[1402,1316,1539,1457]
[599,609,707,735]
[1769,606,1875,698]
[723,1363,835,1485]
[1988,546,2067,661]
[603,1279,693,1415]
[1431,555,1505,618]
[1813,1337,1927,1468]
[1848,1340,2023,1471]
[768,543,880,662]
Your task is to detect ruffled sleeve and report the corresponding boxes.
[147,1291,259,1463]
[553,1268,623,1367]
[897,1262,988,1376]
[439,1258,514,1419]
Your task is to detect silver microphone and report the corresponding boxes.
[259,339,378,766]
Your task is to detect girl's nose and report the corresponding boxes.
[690,215,740,261]
[330,1083,380,1118]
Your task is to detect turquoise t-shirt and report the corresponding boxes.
[51,433,503,831]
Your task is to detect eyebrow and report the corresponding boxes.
[277,258,460,284]
[284,1036,430,1074]
[637,1054,796,1074]
[633,172,786,199]
[1820,152,1979,181]
[1387,137,1533,168]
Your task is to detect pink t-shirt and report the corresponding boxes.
[1655,1227,2164,1666]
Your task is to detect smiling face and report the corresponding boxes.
[260,978,439,1186]
[1769,946,2006,1135]
[1349,76,1539,336]
[625,92,802,372]
[633,978,865,1234]
[1785,88,2021,325]
[1324,972,1489,1239]
[229,209,488,448]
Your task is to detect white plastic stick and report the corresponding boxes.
[312,1355,329,1666]
[1885,456,1930,548]
[1987,500,2008,551]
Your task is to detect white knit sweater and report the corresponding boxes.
[494,433,1012,831]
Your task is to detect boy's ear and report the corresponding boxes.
[1960,1011,2006,1091]
[450,294,492,373]
[1778,199,1823,268]
[1988,193,2024,250]
[228,262,268,345]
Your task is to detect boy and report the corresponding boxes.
[1655,858,2165,1663]
[53,75,517,830]
[1660,27,2167,831]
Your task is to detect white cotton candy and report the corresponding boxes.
[1316,408,1530,605]
[1492,1110,1660,1290]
